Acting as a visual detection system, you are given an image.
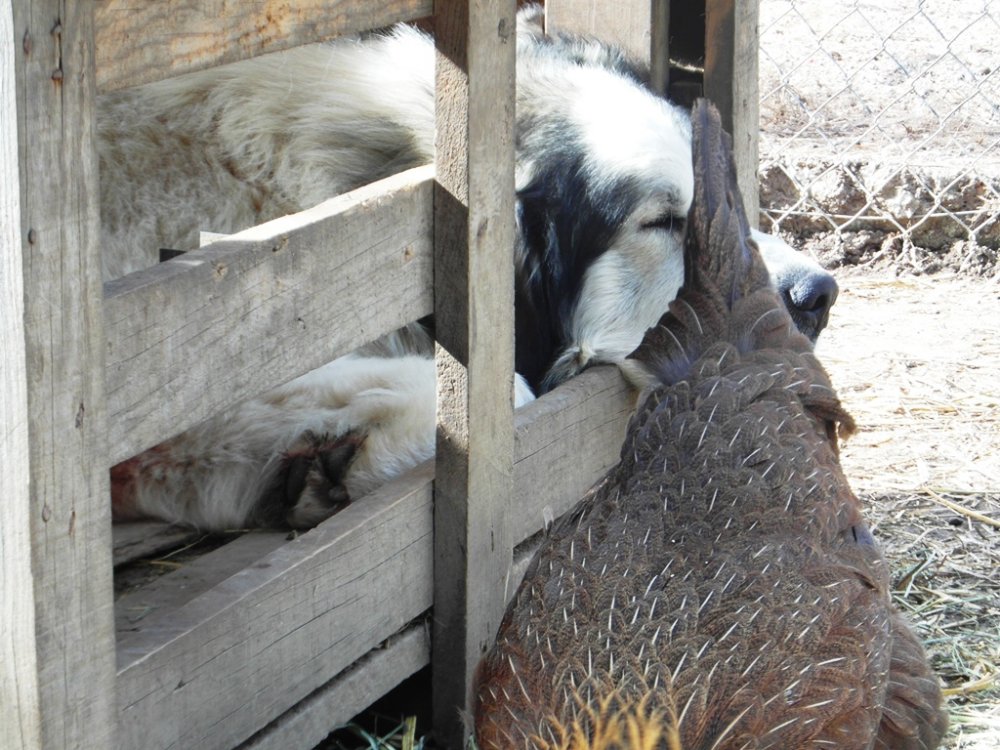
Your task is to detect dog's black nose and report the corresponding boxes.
[751,230,839,342]
[783,269,839,341]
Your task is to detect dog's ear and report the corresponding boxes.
[515,182,561,296]
[513,185,564,393]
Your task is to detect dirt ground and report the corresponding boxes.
[758,3,999,741]
[816,267,1000,749]
[757,0,1000,275]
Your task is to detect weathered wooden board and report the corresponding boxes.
[238,525,549,750]
[112,522,204,567]
[512,366,635,543]
[546,0,670,93]
[431,2,518,747]
[115,531,289,634]
[104,166,434,465]
[705,0,760,225]
[240,623,430,750]
[115,463,435,750]
[6,3,117,748]
[0,3,39,747]
[240,539,543,750]
[94,0,434,92]
[112,365,632,749]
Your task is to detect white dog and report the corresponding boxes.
[103,7,838,530]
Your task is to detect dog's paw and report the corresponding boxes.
[256,431,365,529]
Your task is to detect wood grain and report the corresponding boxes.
[512,366,636,543]
[546,0,670,94]
[116,463,435,750]
[95,0,434,92]
[115,531,289,634]
[705,0,761,225]
[112,522,203,567]
[242,623,430,750]
[7,2,117,747]
[0,2,40,746]
[104,166,434,464]
[431,2,518,746]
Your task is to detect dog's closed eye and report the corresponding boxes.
[640,213,686,233]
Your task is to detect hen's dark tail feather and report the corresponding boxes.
[626,100,855,443]
[684,98,762,307]
[628,100,805,387]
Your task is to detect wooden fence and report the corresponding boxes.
[1,1,757,748]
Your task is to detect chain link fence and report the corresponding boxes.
[758,0,1000,274]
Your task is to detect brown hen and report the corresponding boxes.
[473,101,946,750]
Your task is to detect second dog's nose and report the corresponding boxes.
[784,270,839,341]
[751,229,839,341]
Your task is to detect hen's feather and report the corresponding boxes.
[474,101,944,750]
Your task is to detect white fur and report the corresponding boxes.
[567,88,693,373]
[571,70,693,193]
[562,208,688,382]
[115,355,533,529]
[103,9,827,530]
[98,26,435,280]
[512,50,693,390]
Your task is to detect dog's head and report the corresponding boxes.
[513,17,692,393]
[510,10,836,394]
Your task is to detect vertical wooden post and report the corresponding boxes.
[704,0,760,225]
[3,2,117,748]
[1,3,41,746]
[432,1,517,747]
[545,0,671,95]
[649,0,671,96]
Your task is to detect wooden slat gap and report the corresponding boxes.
[104,166,434,464]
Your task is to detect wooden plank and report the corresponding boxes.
[511,366,635,543]
[116,531,289,634]
[545,0,670,93]
[94,0,434,92]
[115,463,435,750]
[112,522,203,567]
[705,0,760,225]
[649,0,672,96]
[0,3,40,746]
[104,166,434,465]
[242,539,542,750]
[8,2,117,748]
[240,623,430,750]
[431,2,518,746]
[238,526,551,750]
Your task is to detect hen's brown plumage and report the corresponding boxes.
[474,101,946,750]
